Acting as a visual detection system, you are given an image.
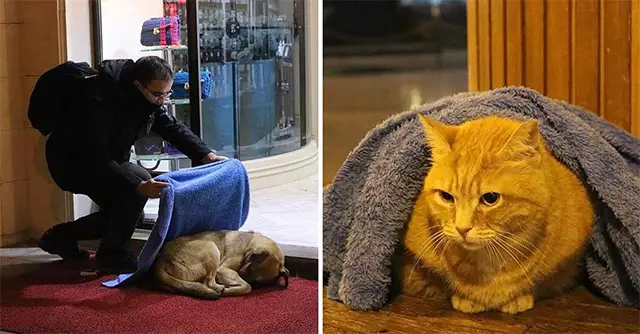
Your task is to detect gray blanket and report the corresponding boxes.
[323,87,640,311]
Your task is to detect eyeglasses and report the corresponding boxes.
[141,83,173,99]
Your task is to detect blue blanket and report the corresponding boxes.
[102,158,250,287]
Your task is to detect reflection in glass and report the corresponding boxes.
[99,0,307,165]
[197,0,306,161]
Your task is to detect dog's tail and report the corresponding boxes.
[155,264,221,300]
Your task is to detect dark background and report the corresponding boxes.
[323,0,467,56]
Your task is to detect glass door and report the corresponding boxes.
[197,0,307,161]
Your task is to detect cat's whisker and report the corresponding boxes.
[497,229,536,243]
[412,226,444,245]
[429,232,448,254]
[497,231,552,269]
[496,235,547,274]
[493,237,534,288]
[439,239,452,253]
[503,231,543,256]
[492,242,505,268]
[425,231,447,253]
[498,232,534,251]
[496,235,532,260]
[489,240,507,269]
[478,243,492,265]
[407,231,446,281]
[407,243,429,282]
[433,230,450,249]
[432,237,447,254]
[484,240,499,268]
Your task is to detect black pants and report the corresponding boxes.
[45,140,151,254]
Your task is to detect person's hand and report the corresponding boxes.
[201,152,227,164]
[137,179,170,198]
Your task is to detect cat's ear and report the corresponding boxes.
[418,114,457,158]
[500,119,541,159]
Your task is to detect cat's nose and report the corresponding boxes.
[456,226,472,238]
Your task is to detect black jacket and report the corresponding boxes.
[47,59,212,190]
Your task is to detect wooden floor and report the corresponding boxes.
[322,65,639,333]
[323,287,640,334]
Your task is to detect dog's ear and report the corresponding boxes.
[248,249,269,264]
[240,250,265,274]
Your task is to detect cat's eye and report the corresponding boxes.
[439,191,455,203]
[481,192,500,206]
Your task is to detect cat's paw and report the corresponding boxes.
[402,279,426,295]
[499,294,534,314]
[403,282,445,299]
[423,285,446,299]
[451,295,487,313]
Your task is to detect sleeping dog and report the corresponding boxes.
[154,230,288,299]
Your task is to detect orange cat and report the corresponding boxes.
[401,115,594,314]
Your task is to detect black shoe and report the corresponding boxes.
[39,227,90,260]
[95,249,138,274]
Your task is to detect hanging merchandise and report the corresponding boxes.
[140,16,181,47]
[226,17,241,38]
[172,71,214,100]
[163,0,186,14]
[226,1,242,40]
[276,39,291,59]
[164,2,177,17]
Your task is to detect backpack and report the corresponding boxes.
[28,61,98,136]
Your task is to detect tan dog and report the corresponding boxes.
[153,230,288,299]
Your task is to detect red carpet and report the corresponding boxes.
[0,259,318,334]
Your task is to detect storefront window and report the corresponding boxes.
[95,0,308,167]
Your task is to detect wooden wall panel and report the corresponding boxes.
[632,0,639,136]
[572,0,600,115]
[478,0,492,91]
[546,0,571,101]
[505,0,523,86]
[601,0,632,131]
[490,0,505,87]
[524,0,546,93]
[467,0,479,91]
[467,0,639,136]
